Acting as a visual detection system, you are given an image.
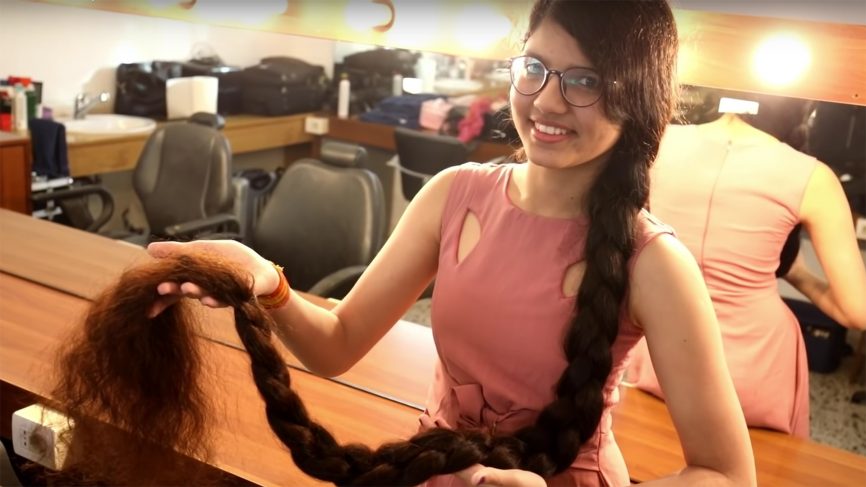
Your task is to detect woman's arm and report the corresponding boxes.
[148,167,459,377]
[268,167,457,376]
[629,235,756,487]
[785,161,866,329]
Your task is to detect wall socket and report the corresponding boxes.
[12,404,74,470]
[304,115,329,135]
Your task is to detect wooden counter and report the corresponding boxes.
[2,209,866,486]
[0,132,31,214]
[0,272,419,487]
[66,113,315,177]
[324,116,516,163]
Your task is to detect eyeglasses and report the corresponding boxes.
[508,55,607,108]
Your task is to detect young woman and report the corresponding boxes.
[628,101,866,439]
[149,1,755,485]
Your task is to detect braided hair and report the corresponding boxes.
[51,2,679,484]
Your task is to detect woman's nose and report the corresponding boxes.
[533,75,568,113]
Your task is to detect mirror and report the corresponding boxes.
[328,40,866,221]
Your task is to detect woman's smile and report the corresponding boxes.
[531,119,575,144]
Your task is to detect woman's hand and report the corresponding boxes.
[455,465,546,487]
[145,240,280,318]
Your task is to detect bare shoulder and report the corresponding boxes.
[632,233,700,286]
[629,233,707,328]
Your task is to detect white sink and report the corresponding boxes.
[62,114,156,137]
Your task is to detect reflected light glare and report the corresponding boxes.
[345,0,393,32]
[385,4,441,49]
[453,4,512,51]
[752,34,811,86]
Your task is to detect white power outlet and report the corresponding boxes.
[304,115,329,135]
[11,404,74,470]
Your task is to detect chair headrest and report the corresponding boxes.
[321,141,368,168]
[189,112,225,130]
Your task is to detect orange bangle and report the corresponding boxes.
[257,262,290,309]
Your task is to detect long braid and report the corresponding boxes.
[495,0,678,475]
[51,2,677,483]
[53,254,522,485]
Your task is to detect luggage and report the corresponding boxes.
[331,48,419,114]
[240,57,329,116]
[115,61,184,118]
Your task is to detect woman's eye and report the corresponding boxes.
[565,75,599,89]
[525,63,545,77]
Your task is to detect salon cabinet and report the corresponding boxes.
[0,132,31,214]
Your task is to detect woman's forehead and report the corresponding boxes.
[523,18,593,69]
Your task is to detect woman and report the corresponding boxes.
[149,1,755,485]
[628,100,866,439]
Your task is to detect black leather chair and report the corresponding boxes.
[393,127,472,200]
[251,141,385,299]
[131,112,240,244]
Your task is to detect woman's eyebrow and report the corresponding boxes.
[522,50,595,71]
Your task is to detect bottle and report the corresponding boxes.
[13,85,28,131]
[392,72,403,97]
[337,74,350,119]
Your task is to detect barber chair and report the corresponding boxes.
[392,127,472,200]
[250,141,386,299]
[129,112,241,245]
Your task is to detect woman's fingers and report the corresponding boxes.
[148,280,227,318]
[179,282,227,307]
[148,295,181,319]
[456,466,546,487]
[146,241,187,258]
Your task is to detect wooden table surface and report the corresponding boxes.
[2,209,865,486]
[61,114,315,177]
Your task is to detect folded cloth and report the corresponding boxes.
[29,118,70,178]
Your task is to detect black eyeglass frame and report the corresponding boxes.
[507,55,615,108]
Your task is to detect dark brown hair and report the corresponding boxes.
[511,0,679,475]
[50,3,679,483]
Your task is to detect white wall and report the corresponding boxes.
[0,0,336,117]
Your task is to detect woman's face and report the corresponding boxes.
[511,18,622,170]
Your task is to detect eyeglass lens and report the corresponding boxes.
[509,56,603,107]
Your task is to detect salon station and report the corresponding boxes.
[1,0,865,485]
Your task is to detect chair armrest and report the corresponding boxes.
[307,265,368,298]
[164,213,241,239]
[32,186,115,232]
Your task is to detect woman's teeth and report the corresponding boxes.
[534,122,569,135]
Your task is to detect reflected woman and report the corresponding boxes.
[628,94,866,438]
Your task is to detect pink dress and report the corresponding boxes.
[419,162,674,486]
[627,124,818,438]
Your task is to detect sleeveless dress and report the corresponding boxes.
[418,162,674,486]
[627,124,818,438]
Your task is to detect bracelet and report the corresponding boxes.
[257,262,290,309]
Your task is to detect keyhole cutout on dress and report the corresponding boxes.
[562,261,586,298]
[456,211,481,264]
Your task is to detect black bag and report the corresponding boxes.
[115,61,184,119]
[342,48,418,76]
[330,48,419,114]
[241,57,329,116]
